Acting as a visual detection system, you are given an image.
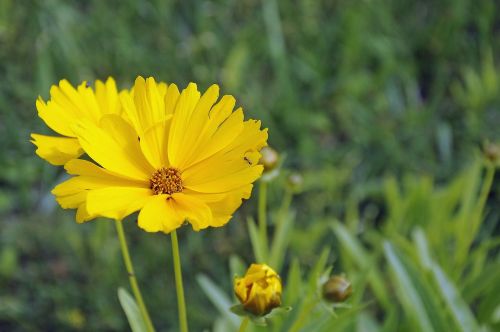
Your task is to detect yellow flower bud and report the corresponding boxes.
[322,275,352,303]
[259,147,279,172]
[234,264,282,316]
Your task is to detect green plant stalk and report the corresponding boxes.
[238,317,250,332]
[269,189,293,270]
[258,180,269,260]
[171,230,188,332]
[114,220,156,332]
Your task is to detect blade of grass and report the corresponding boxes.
[383,241,435,332]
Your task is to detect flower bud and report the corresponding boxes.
[287,172,303,192]
[259,147,279,172]
[234,264,282,316]
[322,275,352,303]
[483,141,500,164]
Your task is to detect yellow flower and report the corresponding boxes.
[31,78,124,165]
[234,264,282,316]
[51,77,268,232]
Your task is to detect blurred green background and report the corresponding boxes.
[1,0,499,331]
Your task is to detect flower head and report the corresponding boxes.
[31,78,126,165]
[49,77,267,232]
[234,264,282,316]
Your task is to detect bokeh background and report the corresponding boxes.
[1,0,499,331]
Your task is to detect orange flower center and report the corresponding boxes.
[150,167,183,195]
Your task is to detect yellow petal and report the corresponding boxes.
[64,159,145,183]
[171,84,219,168]
[183,117,267,193]
[169,193,213,231]
[36,97,76,137]
[137,195,184,233]
[168,83,201,166]
[53,80,100,122]
[55,191,87,209]
[140,118,172,169]
[164,83,180,116]
[86,187,152,221]
[52,172,145,197]
[76,203,94,223]
[72,115,154,181]
[123,77,169,136]
[185,165,263,194]
[120,90,142,134]
[181,95,236,166]
[76,82,102,122]
[184,184,253,227]
[95,77,120,116]
[31,134,83,165]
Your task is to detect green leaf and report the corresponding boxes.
[229,255,246,281]
[331,222,390,308]
[284,258,302,305]
[265,306,292,319]
[383,242,435,332]
[229,304,248,317]
[250,316,267,326]
[431,264,479,332]
[308,247,329,291]
[117,288,148,332]
[247,217,265,263]
[196,274,239,327]
[413,229,480,332]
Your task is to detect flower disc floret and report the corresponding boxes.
[150,167,183,195]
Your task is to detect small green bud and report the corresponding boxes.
[286,172,303,192]
[259,147,279,172]
[322,275,352,303]
[483,141,500,164]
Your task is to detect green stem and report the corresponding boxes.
[258,180,269,260]
[114,220,155,332]
[238,317,250,332]
[171,230,188,332]
[269,189,293,270]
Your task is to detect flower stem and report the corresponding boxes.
[269,188,293,270]
[171,230,188,332]
[114,220,155,332]
[238,317,250,332]
[258,180,269,260]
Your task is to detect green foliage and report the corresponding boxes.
[118,288,148,332]
[196,159,498,331]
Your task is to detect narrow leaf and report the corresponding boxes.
[117,288,148,332]
[196,274,239,327]
[383,242,435,332]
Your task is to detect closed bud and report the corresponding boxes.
[483,141,500,164]
[259,147,279,172]
[322,275,352,303]
[287,172,303,192]
[234,264,282,316]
